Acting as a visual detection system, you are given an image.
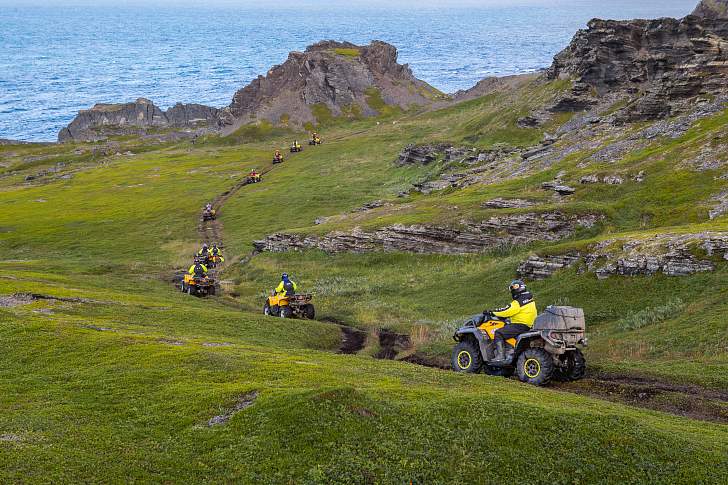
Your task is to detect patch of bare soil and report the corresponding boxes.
[0,293,35,307]
[375,328,412,359]
[339,326,367,354]
[208,391,258,426]
[552,372,728,424]
[320,317,368,354]
[1,292,96,307]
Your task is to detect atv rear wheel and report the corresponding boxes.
[554,348,586,382]
[280,306,293,318]
[516,348,553,386]
[451,340,482,373]
[302,304,315,319]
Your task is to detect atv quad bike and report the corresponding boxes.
[451,306,587,386]
[263,291,315,319]
[290,144,303,153]
[208,253,223,268]
[308,136,322,146]
[246,171,262,184]
[272,155,284,164]
[202,207,216,221]
[181,273,217,297]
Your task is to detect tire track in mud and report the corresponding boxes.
[385,346,728,424]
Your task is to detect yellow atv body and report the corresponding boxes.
[182,273,216,297]
[452,306,587,386]
[264,292,315,319]
[202,208,216,221]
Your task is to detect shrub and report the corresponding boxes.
[617,298,684,331]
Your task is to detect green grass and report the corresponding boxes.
[1,76,727,481]
[333,47,360,57]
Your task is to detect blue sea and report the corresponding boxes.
[0,1,696,141]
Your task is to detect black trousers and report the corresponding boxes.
[494,324,531,341]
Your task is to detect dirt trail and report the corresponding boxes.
[551,372,728,424]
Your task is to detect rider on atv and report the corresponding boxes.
[485,280,537,363]
[197,243,211,263]
[188,260,208,278]
[275,273,298,297]
[210,243,225,263]
[273,150,284,163]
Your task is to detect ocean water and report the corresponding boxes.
[0,1,696,141]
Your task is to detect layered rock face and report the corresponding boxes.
[547,10,728,120]
[518,233,728,280]
[58,98,219,142]
[254,212,600,255]
[218,40,441,130]
[693,0,728,18]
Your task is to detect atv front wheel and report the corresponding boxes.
[280,306,293,318]
[264,302,271,316]
[451,340,482,373]
[516,348,554,386]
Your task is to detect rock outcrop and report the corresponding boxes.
[218,40,442,131]
[59,40,442,141]
[547,11,728,120]
[693,0,728,18]
[518,232,728,279]
[58,98,219,142]
[254,212,601,255]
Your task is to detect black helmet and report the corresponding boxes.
[510,279,527,297]
[282,272,289,280]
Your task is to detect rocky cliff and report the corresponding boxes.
[217,40,443,131]
[546,7,728,120]
[58,98,219,142]
[693,0,728,18]
[58,40,442,141]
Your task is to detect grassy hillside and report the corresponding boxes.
[1,76,726,482]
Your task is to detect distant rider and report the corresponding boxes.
[486,279,537,363]
[197,243,211,263]
[275,273,298,297]
[274,150,283,162]
[210,243,224,263]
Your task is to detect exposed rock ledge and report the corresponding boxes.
[58,98,219,142]
[518,232,728,279]
[254,212,601,255]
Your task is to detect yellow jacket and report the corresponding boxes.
[493,294,537,326]
[188,263,208,275]
[275,280,298,296]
